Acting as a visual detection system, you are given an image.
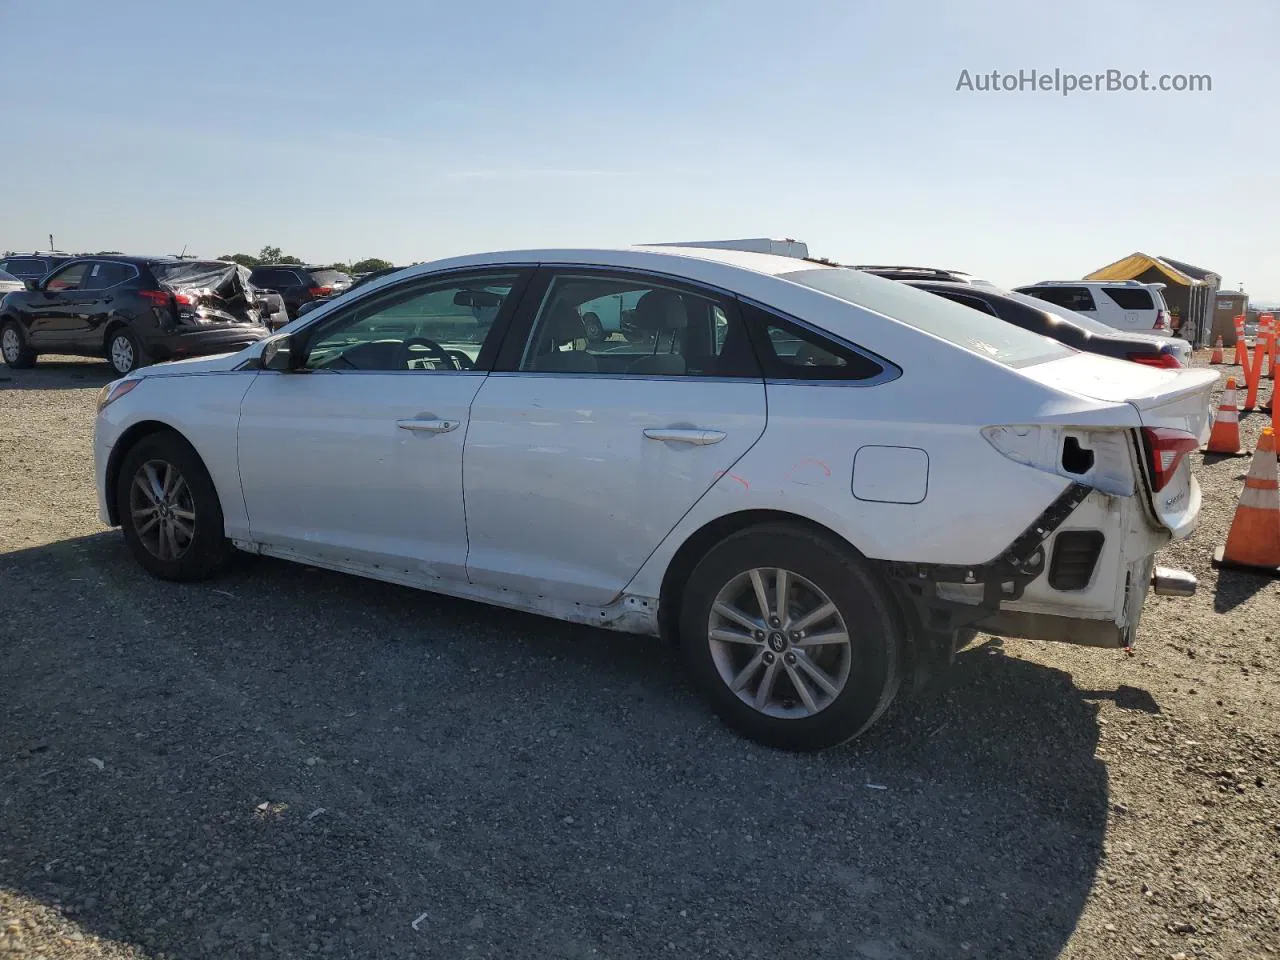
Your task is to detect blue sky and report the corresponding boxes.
[3,0,1278,297]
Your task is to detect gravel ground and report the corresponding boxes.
[1,354,1277,960]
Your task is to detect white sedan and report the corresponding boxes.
[93,246,1214,751]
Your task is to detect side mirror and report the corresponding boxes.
[260,334,301,372]
[24,279,39,292]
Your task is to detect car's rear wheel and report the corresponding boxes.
[679,524,902,751]
[1,320,36,369]
[116,431,235,581]
[107,327,147,375]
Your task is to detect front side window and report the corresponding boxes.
[778,267,1072,368]
[43,262,90,292]
[303,273,518,372]
[517,274,760,378]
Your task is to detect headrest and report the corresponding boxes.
[543,302,587,342]
[631,290,688,332]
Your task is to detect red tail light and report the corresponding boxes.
[1141,427,1198,492]
[308,286,332,297]
[1126,351,1181,368]
[139,289,193,306]
[1154,309,1169,330]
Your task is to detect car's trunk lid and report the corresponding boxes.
[1020,352,1216,535]
[1021,352,1217,440]
[152,261,265,326]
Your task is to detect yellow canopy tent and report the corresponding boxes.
[1084,252,1197,286]
[1082,252,1218,346]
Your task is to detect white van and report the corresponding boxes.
[1014,280,1172,334]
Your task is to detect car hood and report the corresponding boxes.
[133,352,250,377]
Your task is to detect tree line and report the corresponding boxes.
[215,246,393,275]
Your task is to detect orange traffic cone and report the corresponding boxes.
[1233,315,1247,366]
[1244,340,1266,412]
[1213,427,1280,576]
[1204,379,1245,455]
[1210,336,1225,364]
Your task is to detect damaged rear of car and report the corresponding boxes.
[1,254,270,375]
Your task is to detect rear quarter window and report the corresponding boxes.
[780,268,1072,368]
[1102,287,1155,310]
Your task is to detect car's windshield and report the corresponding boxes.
[779,267,1072,367]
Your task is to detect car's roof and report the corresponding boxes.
[383,245,836,281]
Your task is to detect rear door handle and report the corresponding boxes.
[396,418,459,434]
[642,428,726,446]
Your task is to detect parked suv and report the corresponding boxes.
[0,252,74,282]
[0,256,269,375]
[1014,280,1171,333]
[248,264,352,317]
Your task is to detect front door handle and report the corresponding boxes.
[642,428,727,446]
[396,418,459,434]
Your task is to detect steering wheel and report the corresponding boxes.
[402,337,456,370]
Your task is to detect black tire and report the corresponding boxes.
[106,326,148,376]
[679,523,903,752]
[1,319,36,369]
[581,312,605,343]
[116,431,235,582]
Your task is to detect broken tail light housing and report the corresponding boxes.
[1126,351,1181,369]
[1141,427,1198,492]
[1154,309,1170,330]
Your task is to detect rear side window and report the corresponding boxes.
[780,268,1071,368]
[0,257,49,279]
[1102,287,1154,310]
[1019,285,1097,312]
[80,262,135,290]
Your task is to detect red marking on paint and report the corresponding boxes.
[713,470,750,491]
[784,458,833,482]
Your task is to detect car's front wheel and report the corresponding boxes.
[107,327,147,375]
[679,523,903,751]
[1,320,36,369]
[116,431,235,581]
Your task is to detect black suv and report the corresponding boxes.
[248,264,352,317]
[0,256,269,375]
[0,252,75,282]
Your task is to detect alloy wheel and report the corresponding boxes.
[128,459,196,562]
[707,567,852,719]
